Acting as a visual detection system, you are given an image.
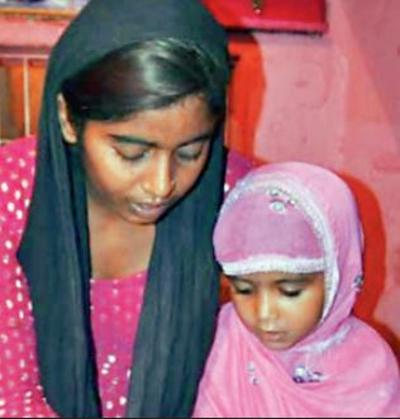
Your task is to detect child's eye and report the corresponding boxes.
[233,286,253,295]
[230,279,254,296]
[280,288,303,298]
[228,276,255,296]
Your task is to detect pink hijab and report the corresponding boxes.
[194,162,400,417]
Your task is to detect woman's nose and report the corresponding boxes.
[141,156,176,201]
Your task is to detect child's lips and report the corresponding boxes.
[262,331,286,342]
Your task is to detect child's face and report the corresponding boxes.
[228,271,325,350]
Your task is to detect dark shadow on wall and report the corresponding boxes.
[342,173,399,359]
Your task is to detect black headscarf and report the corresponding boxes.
[17,0,229,417]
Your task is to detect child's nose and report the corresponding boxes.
[257,292,279,324]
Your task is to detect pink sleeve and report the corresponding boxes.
[0,138,59,418]
[224,149,255,195]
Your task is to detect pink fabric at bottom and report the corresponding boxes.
[194,303,400,418]
[91,272,147,418]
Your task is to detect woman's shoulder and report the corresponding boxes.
[225,149,257,193]
[0,136,37,238]
[322,316,400,396]
[0,136,37,180]
[0,136,37,157]
[325,317,400,415]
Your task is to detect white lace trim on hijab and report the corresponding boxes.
[221,255,325,276]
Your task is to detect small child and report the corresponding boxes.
[194,162,400,417]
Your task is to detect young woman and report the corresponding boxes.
[0,0,251,417]
[194,162,400,417]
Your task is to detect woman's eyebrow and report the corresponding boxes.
[178,131,215,147]
[110,134,156,147]
[110,131,214,148]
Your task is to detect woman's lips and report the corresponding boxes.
[129,201,170,218]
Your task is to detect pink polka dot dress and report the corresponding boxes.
[0,138,55,418]
[91,274,147,418]
[0,137,253,417]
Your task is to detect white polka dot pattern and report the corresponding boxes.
[0,138,57,418]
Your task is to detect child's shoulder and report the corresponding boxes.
[322,316,400,389]
[214,303,237,343]
[346,317,399,366]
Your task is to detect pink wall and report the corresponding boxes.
[249,0,400,355]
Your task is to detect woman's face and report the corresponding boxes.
[62,94,218,225]
[228,271,325,350]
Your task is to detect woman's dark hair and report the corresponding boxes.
[61,38,229,133]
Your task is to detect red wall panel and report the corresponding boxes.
[203,0,327,33]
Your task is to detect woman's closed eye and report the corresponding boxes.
[115,146,151,163]
[176,141,207,162]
